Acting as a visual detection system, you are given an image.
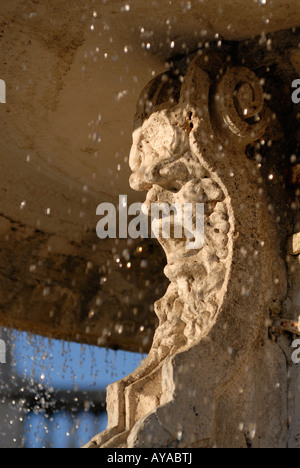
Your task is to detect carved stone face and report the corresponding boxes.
[129,108,189,193]
[88,60,285,450]
[129,105,230,351]
[129,108,196,256]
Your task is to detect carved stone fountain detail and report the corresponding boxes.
[86,56,288,448]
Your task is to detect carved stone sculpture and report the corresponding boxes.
[86,55,289,448]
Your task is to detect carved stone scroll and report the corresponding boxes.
[86,56,288,448]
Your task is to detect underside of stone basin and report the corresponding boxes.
[0,0,300,356]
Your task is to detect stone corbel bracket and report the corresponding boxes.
[86,56,288,448]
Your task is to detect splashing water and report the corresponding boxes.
[0,328,143,448]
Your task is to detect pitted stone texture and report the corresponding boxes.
[86,56,289,448]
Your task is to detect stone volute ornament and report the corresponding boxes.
[86,56,288,448]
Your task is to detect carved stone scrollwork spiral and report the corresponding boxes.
[214,67,266,144]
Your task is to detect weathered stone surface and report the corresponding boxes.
[86,39,300,447]
[0,0,300,350]
[1,0,300,450]
[1,1,300,353]
[0,222,167,352]
[0,0,169,351]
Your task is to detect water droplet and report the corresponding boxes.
[291,154,297,163]
[250,426,256,439]
[121,4,130,12]
[92,133,101,143]
[43,287,50,296]
[96,297,103,306]
[240,247,247,257]
[88,310,95,319]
